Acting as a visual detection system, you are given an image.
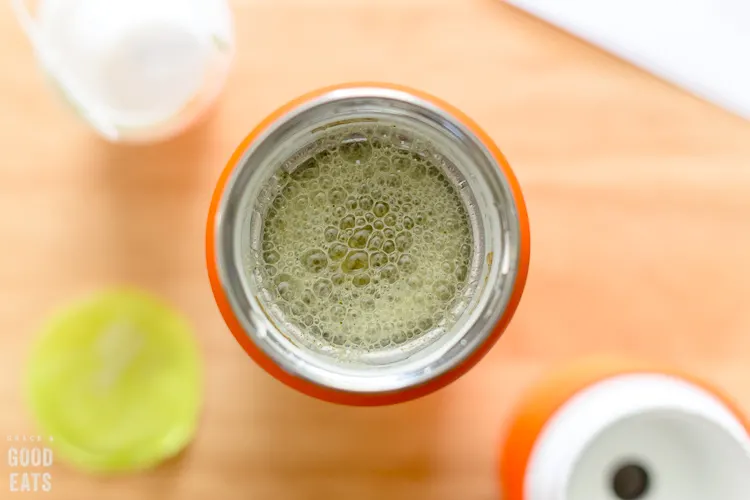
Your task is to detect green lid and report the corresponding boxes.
[25,289,202,474]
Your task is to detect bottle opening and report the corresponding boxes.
[248,123,483,366]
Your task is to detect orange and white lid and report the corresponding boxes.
[499,358,750,500]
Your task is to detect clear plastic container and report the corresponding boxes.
[12,0,234,143]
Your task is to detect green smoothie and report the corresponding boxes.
[255,128,474,357]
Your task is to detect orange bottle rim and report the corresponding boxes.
[498,357,750,500]
[206,82,531,406]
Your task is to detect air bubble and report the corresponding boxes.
[328,243,348,261]
[329,187,347,205]
[358,195,374,211]
[386,174,401,188]
[352,274,371,288]
[418,317,433,331]
[410,163,426,179]
[272,196,286,209]
[312,191,327,206]
[282,182,300,198]
[383,240,396,254]
[391,332,407,344]
[373,202,389,217]
[407,275,422,289]
[380,264,399,283]
[348,225,373,249]
[367,233,384,250]
[291,301,306,316]
[324,226,339,242]
[433,280,454,301]
[370,251,388,269]
[295,194,309,207]
[340,215,355,229]
[341,251,369,273]
[392,157,409,172]
[455,265,468,281]
[263,250,280,264]
[384,213,397,227]
[395,232,413,252]
[375,157,390,170]
[275,274,298,300]
[397,254,417,273]
[313,279,333,298]
[276,170,291,185]
[301,249,328,272]
[301,289,315,306]
[460,244,472,259]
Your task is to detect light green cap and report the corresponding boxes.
[25,289,202,474]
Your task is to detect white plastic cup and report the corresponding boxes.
[499,358,750,500]
[12,0,234,144]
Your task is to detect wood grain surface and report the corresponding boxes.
[1,0,750,499]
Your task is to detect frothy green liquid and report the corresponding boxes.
[256,128,474,356]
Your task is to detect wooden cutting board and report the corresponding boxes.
[1,1,749,499]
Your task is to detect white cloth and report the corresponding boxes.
[507,0,750,121]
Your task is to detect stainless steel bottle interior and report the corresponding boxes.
[213,87,525,394]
